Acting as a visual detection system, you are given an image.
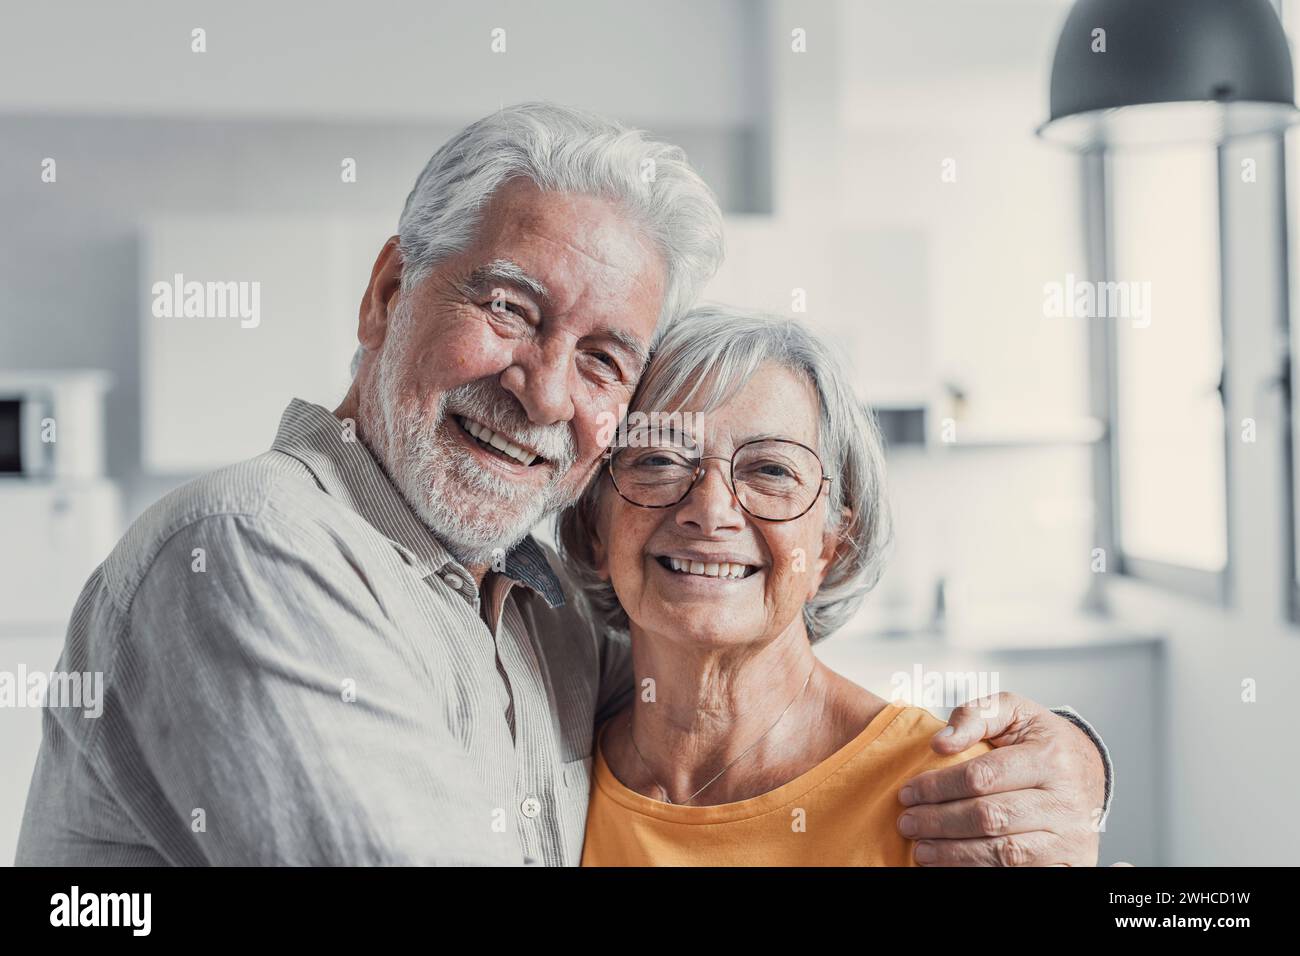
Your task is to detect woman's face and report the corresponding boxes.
[592,362,841,649]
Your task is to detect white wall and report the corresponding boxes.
[0,0,761,126]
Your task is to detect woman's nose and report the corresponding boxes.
[675,460,745,533]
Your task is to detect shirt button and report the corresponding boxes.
[444,573,463,591]
[520,797,541,819]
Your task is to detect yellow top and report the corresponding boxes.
[581,702,992,866]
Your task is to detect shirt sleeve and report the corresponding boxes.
[104,510,522,866]
[1050,705,1115,822]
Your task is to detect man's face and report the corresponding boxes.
[357,178,666,566]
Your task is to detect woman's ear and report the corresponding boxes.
[808,506,852,599]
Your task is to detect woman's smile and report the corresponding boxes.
[648,551,765,589]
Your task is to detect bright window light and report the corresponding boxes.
[1108,146,1228,574]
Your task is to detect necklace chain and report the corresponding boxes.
[627,663,817,806]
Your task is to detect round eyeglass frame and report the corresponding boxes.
[603,437,832,523]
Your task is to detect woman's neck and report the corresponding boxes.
[618,620,835,805]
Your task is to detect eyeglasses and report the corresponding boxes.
[604,437,831,522]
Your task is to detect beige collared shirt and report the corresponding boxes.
[16,399,633,866]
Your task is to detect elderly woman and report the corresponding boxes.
[558,305,991,866]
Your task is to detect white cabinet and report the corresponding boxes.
[0,634,64,865]
[816,630,1163,866]
[141,216,392,471]
[0,480,119,634]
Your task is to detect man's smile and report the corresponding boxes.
[454,415,548,468]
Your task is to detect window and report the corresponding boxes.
[1287,125,1300,621]
[1105,145,1229,598]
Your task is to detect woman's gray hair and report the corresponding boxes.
[350,101,725,376]
[557,304,893,643]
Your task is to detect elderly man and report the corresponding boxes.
[16,103,1111,866]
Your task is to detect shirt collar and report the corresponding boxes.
[503,535,567,609]
[269,398,566,609]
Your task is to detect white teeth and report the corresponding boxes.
[665,557,752,580]
[459,418,538,466]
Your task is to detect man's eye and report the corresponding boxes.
[584,351,621,378]
[485,300,527,319]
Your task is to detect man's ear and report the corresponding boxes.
[358,236,404,353]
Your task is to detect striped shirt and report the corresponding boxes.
[15,399,633,866]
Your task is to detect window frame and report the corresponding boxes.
[1275,2,1300,625]
[1086,148,1233,606]
[1285,126,1300,623]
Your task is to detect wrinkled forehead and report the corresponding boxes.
[469,179,668,324]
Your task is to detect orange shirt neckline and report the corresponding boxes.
[593,701,909,825]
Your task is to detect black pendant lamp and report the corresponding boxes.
[1037,0,1300,149]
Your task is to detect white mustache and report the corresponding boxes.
[442,380,576,472]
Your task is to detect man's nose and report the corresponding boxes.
[675,460,745,534]
[499,338,577,425]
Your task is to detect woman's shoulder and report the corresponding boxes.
[852,704,995,777]
[821,668,993,771]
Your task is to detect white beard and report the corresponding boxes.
[359,299,581,567]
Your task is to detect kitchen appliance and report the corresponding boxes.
[0,370,118,635]
[0,371,111,479]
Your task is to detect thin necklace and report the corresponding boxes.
[627,662,817,806]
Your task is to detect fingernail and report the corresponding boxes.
[936,726,955,738]
[899,786,916,805]
[898,813,918,837]
[914,842,936,864]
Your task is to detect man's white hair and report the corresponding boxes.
[350,101,725,377]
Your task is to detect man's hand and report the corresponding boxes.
[895,692,1106,866]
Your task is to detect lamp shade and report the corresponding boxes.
[1038,0,1299,149]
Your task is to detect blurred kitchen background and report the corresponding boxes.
[3,0,1299,866]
